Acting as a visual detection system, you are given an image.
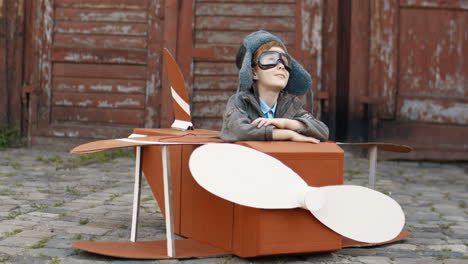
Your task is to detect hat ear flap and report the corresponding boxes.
[284,58,312,96]
[238,49,254,92]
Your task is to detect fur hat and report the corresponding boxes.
[235,30,312,96]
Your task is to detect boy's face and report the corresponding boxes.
[252,47,290,92]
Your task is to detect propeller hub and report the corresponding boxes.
[303,187,325,212]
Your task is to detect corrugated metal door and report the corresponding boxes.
[350,0,467,160]
[172,0,331,131]
[29,0,163,142]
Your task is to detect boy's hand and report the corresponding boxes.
[272,129,320,143]
[252,117,288,129]
[252,118,306,130]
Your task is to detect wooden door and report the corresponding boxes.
[165,0,338,132]
[349,0,467,160]
[29,0,163,143]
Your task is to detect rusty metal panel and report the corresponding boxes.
[369,0,399,119]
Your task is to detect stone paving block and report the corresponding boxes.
[5,255,51,264]
[30,247,76,258]
[66,226,109,236]
[0,246,24,255]
[353,256,392,264]
[427,245,467,253]
[15,230,54,239]
[28,211,60,218]
[393,257,444,264]
[0,236,43,248]
[443,259,468,264]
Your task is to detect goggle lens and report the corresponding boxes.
[254,51,292,72]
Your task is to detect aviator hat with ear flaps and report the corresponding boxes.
[235,30,312,96]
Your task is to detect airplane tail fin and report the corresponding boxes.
[163,48,194,130]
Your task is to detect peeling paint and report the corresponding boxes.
[115,98,140,107]
[67,131,79,137]
[145,107,155,128]
[117,85,142,93]
[78,11,145,22]
[78,100,92,107]
[55,99,73,106]
[400,99,468,124]
[146,74,156,96]
[52,131,65,137]
[90,85,113,92]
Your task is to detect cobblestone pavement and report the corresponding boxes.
[0,145,466,264]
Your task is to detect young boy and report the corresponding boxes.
[220,30,329,143]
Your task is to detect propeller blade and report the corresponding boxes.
[189,143,405,244]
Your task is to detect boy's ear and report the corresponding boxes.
[252,68,259,80]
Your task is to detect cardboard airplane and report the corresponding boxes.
[70,48,411,259]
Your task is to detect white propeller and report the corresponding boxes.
[189,143,405,244]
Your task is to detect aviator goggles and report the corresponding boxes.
[253,51,292,73]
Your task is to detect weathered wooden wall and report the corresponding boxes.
[0,0,25,129]
[349,0,468,160]
[24,0,164,143]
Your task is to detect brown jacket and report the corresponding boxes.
[220,88,329,141]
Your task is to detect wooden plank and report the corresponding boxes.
[52,106,145,125]
[54,34,147,49]
[159,0,180,128]
[52,47,147,64]
[55,0,148,10]
[36,0,54,129]
[369,0,399,118]
[144,0,164,128]
[55,8,147,22]
[193,76,238,90]
[53,63,146,79]
[193,62,238,76]
[376,121,468,160]
[197,0,295,3]
[195,16,295,31]
[53,77,145,94]
[0,0,7,124]
[194,31,295,46]
[398,8,467,98]
[33,125,135,139]
[52,92,146,109]
[6,0,26,129]
[192,91,233,103]
[347,0,370,141]
[400,0,468,10]
[397,97,468,125]
[195,3,294,16]
[192,117,223,131]
[54,21,147,36]
[192,102,227,118]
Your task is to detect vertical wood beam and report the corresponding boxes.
[369,0,399,119]
[322,0,339,139]
[145,0,164,128]
[0,0,7,125]
[160,0,180,128]
[348,0,371,141]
